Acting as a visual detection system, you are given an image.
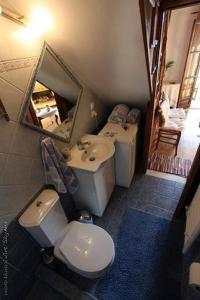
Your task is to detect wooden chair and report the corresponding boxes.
[154,95,182,157]
[155,127,181,156]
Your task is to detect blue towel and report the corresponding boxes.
[41,138,79,194]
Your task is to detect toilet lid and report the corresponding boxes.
[59,221,115,273]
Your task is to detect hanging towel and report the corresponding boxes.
[41,138,79,194]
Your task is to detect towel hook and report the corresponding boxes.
[40,135,47,142]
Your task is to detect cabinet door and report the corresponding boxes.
[94,158,115,216]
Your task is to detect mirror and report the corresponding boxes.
[21,42,82,142]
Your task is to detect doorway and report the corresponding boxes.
[147,5,200,179]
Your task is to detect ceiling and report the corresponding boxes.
[1,0,150,107]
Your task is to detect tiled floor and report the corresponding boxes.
[95,173,184,241]
[45,173,186,298]
[2,173,197,299]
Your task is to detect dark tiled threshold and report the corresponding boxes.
[0,218,42,300]
[0,215,96,299]
[26,280,69,300]
[0,257,35,300]
[27,264,97,300]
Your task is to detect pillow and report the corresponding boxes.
[126,108,141,124]
[164,92,170,106]
[169,108,186,119]
[160,92,170,106]
[165,120,179,129]
[160,99,170,125]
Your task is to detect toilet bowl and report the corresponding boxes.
[54,221,114,278]
[19,189,115,279]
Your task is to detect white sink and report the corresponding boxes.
[67,134,115,216]
[67,135,115,172]
[81,143,112,162]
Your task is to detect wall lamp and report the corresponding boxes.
[0,5,25,25]
[0,5,52,38]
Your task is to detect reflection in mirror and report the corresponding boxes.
[22,42,82,142]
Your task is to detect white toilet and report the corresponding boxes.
[19,189,115,279]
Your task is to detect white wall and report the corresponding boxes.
[11,0,150,107]
[0,15,106,230]
[0,0,153,228]
[0,16,45,229]
[165,6,200,83]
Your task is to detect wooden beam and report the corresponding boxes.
[161,0,200,10]
[177,21,196,108]
[139,0,154,171]
[139,0,153,96]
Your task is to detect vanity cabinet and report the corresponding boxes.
[72,157,115,217]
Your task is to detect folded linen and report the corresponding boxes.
[127,108,141,124]
[108,104,130,124]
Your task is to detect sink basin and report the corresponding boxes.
[67,135,115,172]
[81,143,112,162]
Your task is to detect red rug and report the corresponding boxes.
[148,153,192,177]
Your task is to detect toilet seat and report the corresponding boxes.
[54,221,115,278]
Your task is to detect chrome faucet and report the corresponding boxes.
[77,139,91,150]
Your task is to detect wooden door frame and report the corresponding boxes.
[177,20,200,108]
[140,0,164,171]
[141,0,200,218]
[142,5,171,171]
[161,0,200,10]
[177,21,195,108]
